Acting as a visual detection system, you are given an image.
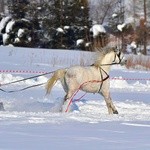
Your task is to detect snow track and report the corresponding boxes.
[0,97,150,125]
[0,69,150,124]
[1,74,150,124]
[0,64,150,124]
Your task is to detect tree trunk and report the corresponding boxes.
[0,0,5,13]
[143,0,147,55]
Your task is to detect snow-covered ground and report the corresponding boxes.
[0,46,150,150]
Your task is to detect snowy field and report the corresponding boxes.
[0,46,150,150]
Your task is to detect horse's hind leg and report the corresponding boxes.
[61,91,75,112]
[101,91,118,114]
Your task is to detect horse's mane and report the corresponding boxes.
[94,46,115,67]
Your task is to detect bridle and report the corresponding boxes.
[113,51,123,64]
[96,50,124,92]
[100,50,123,66]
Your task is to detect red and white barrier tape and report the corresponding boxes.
[1,70,150,81]
[111,77,150,81]
[1,69,150,112]
[0,70,47,74]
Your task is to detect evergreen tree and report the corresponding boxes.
[1,0,39,47]
[3,0,91,50]
[48,0,91,50]
[8,0,29,19]
[1,18,34,47]
[71,0,92,50]
[108,0,125,33]
[108,0,127,50]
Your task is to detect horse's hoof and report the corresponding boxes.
[113,110,118,114]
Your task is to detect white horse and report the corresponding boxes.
[46,47,126,114]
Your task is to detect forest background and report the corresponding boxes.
[0,0,150,55]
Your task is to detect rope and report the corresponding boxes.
[0,70,55,87]
[65,76,150,112]
[65,76,109,112]
[0,82,46,93]
[0,70,57,93]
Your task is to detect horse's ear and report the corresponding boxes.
[112,46,118,52]
[114,46,120,53]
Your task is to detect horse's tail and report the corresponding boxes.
[46,69,66,95]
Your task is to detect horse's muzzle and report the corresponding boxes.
[120,58,127,66]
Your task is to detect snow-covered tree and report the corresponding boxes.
[131,0,150,55]
[73,0,92,50]
[0,1,40,47]
[38,0,91,50]
[0,17,33,47]
[108,0,125,33]
[90,0,120,25]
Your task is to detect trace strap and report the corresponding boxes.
[65,75,109,112]
[0,70,55,87]
[0,82,46,93]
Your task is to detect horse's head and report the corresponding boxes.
[112,47,127,65]
[94,46,127,67]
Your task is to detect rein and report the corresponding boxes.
[0,70,56,93]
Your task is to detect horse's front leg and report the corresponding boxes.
[106,97,118,114]
[101,91,118,114]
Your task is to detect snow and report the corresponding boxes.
[21,18,30,23]
[56,27,64,33]
[0,16,11,33]
[91,24,106,37]
[37,7,42,10]
[112,13,118,18]
[0,46,150,150]
[130,41,137,49]
[76,39,84,46]
[117,23,126,32]
[28,37,32,42]
[81,6,85,9]
[17,29,25,37]
[2,33,9,44]
[5,20,15,33]
[14,37,20,43]
[85,42,91,47]
[64,26,70,30]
